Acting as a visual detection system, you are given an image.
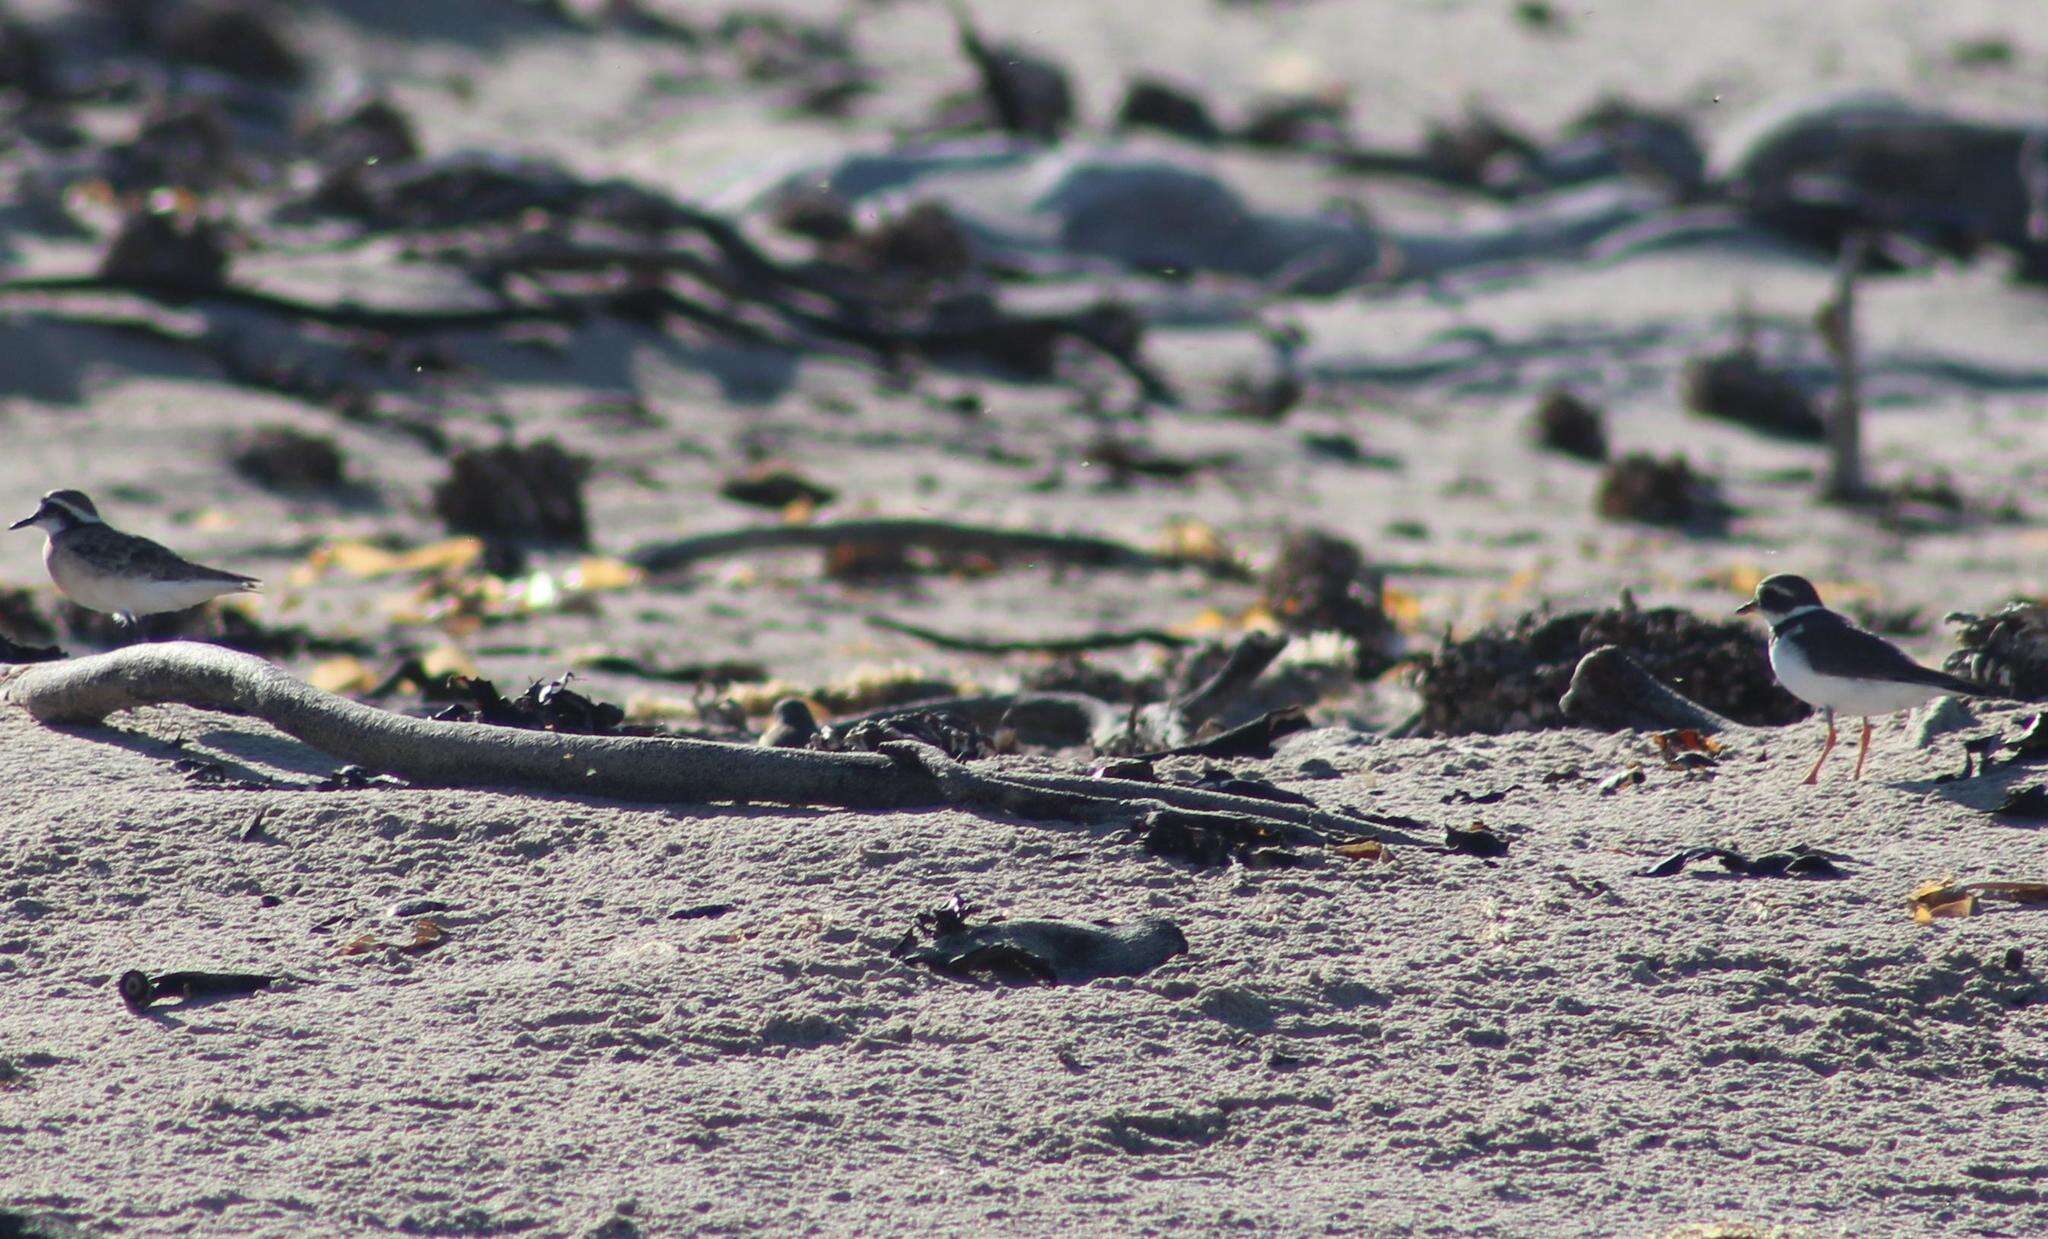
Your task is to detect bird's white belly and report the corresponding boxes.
[47,545,236,617]
[1770,636,1945,717]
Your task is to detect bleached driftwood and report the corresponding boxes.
[1,643,1418,844]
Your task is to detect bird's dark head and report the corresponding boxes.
[9,489,101,533]
[1736,573,1824,623]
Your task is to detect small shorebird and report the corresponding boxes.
[9,489,259,626]
[1738,573,1995,783]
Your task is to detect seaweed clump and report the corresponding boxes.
[1946,601,2048,699]
[1411,602,1808,735]
[1595,453,1730,532]
[1260,528,1393,675]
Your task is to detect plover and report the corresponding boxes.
[1737,573,1995,783]
[9,489,259,626]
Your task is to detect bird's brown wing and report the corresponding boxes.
[68,525,257,585]
[1799,612,1990,696]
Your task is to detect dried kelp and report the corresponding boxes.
[1412,603,1804,735]
[1946,602,2048,700]
[893,898,1187,984]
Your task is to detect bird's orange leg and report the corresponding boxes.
[1802,710,1837,785]
[1852,717,1874,781]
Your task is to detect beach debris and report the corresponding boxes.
[826,708,988,761]
[1115,78,1221,142]
[1530,386,1608,461]
[1680,349,1824,442]
[1443,786,1515,804]
[156,2,304,83]
[433,441,591,548]
[1650,728,1724,767]
[1595,453,1730,532]
[10,644,1423,845]
[118,968,277,1012]
[719,465,837,511]
[1139,807,1301,869]
[1945,601,2048,699]
[427,673,644,737]
[0,633,64,664]
[0,18,55,99]
[631,518,1249,580]
[305,96,421,174]
[1420,107,1543,192]
[1942,716,2048,781]
[1136,706,1312,761]
[767,185,856,241]
[1725,98,2048,273]
[312,765,403,791]
[1239,93,1351,151]
[1992,785,2048,821]
[1598,767,1646,796]
[1816,234,1871,501]
[892,897,1187,984]
[228,426,347,492]
[1260,529,1393,672]
[835,201,976,282]
[1637,844,1846,879]
[99,206,230,295]
[339,918,447,957]
[949,2,1071,142]
[1413,604,1799,736]
[758,699,820,748]
[1334,839,1392,864]
[1909,880,2048,924]
[1562,645,1745,734]
[670,903,736,921]
[1444,823,1510,858]
[868,615,1188,656]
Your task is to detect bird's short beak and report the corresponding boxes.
[1734,600,1757,616]
[7,512,36,530]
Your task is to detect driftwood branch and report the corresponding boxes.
[1816,233,1872,503]
[630,518,1246,579]
[1,644,1419,843]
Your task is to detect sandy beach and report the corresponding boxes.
[4,1,2048,1234]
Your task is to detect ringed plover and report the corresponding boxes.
[9,489,259,627]
[1737,573,1995,783]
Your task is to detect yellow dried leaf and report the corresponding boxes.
[1156,517,1233,566]
[419,643,478,680]
[1236,601,1282,634]
[1174,607,1238,636]
[1496,566,1543,602]
[1382,586,1426,631]
[338,934,382,957]
[305,537,485,581]
[567,556,642,592]
[1909,880,1976,924]
[782,497,817,525]
[404,919,447,952]
[1334,840,1391,864]
[308,656,376,695]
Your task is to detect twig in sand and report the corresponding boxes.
[865,615,1191,654]
[630,518,1247,580]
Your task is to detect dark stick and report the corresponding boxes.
[1817,233,1872,503]
[866,615,1191,654]
[630,518,1247,579]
